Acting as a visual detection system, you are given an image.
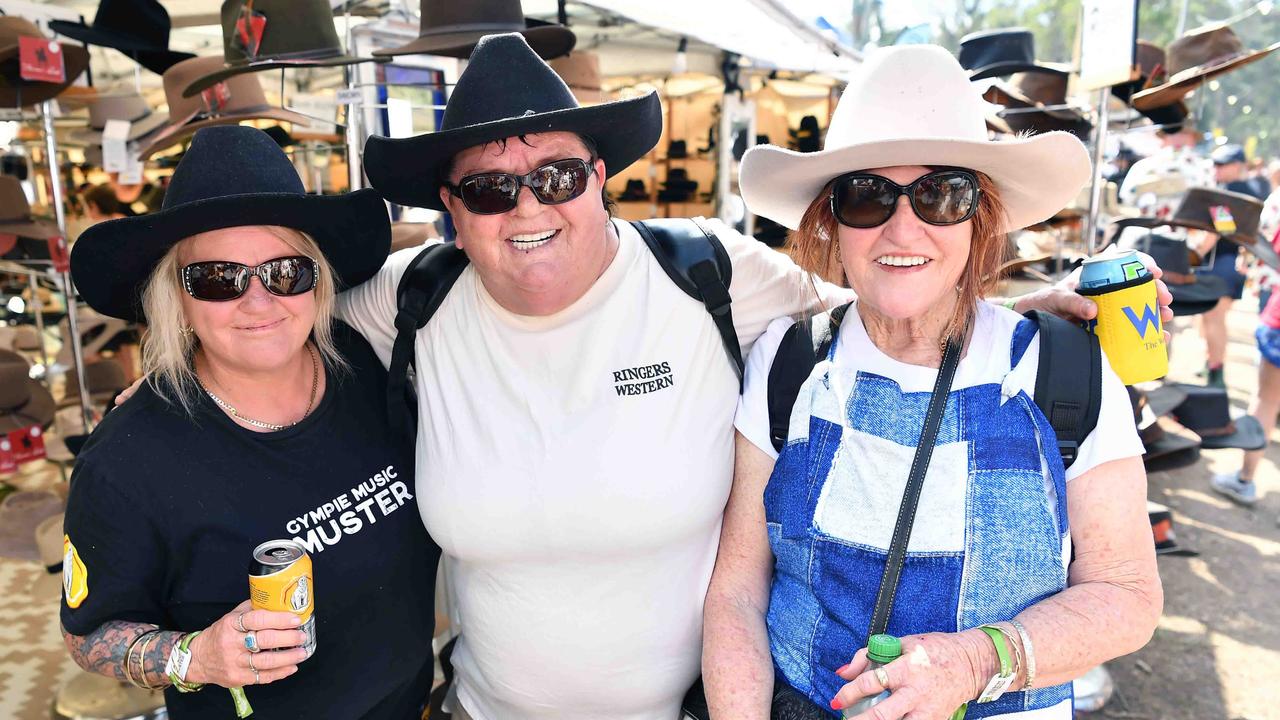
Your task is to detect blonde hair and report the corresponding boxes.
[140,226,348,415]
[786,169,1009,343]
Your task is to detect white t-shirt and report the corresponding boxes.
[736,301,1144,479]
[337,219,846,720]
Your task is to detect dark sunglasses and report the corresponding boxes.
[181,255,318,302]
[829,169,982,229]
[445,157,596,215]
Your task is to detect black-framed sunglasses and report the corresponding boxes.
[829,169,982,229]
[445,157,596,215]
[181,255,318,302]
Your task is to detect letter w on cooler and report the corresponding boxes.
[1122,304,1160,338]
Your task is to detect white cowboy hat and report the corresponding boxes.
[740,45,1092,232]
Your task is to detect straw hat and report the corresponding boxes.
[740,45,1091,232]
[31,512,65,600]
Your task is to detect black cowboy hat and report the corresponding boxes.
[71,126,390,323]
[364,33,661,211]
[959,28,1070,80]
[181,0,383,98]
[1170,384,1267,451]
[373,0,575,60]
[1109,41,1190,129]
[49,0,194,76]
[1111,187,1280,271]
[1119,233,1229,316]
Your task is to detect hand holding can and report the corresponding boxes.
[1076,250,1168,384]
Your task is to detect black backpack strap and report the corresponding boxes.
[631,218,744,388]
[766,303,850,453]
[1024,310,1102,469]
[388,242,470,440]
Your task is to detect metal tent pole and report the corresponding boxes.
[1083,87,1112,256]
[27,271,49,372]
[42,100,94,431]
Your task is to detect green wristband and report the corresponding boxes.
[976,625,1015,703]
[164,631,206,693]
[1002,297,1019,312]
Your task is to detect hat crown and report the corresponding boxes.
[163,126,305,210]
[219,0,342,64]
[1011,71,1068,104]
[0,363,31,410]
[1174,186,1261,236]
[439,33,579,132]
[1168,24,1244,76]
[824,46,989,153]
[550,51,603,91]
[90,0,173,46]
[420,0,526,33]
[162,55,267,118]
[1139,235,1193,276]
[958,28,1035,72]
[88,93,152,128]
[0,16,49,44]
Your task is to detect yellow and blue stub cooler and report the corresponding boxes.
[1077,250,1168,384]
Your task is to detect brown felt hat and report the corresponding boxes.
[69,92,169,145]
[137,55,312,161]
[0,17,91,109]
[0,360,55,433]
[1132,24,1280,111]
[1110,187,1280,270]
[373,0,576,60]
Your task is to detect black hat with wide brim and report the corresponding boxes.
[48,0,194,76]
[71,126,390,323]
[364,33,661,211]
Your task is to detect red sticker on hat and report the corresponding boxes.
[18,36,66,84]
[9,425,46,465]
[47,235,69,273]
[0,232,16,256]
[201,82,232,114]
[234,0,267,60]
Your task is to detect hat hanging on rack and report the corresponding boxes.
[69,92,169,145]
[0,17,91,109]
[181,0,384,98]
[373,0,576,60]
[1132,23,1280,111]
[958,28,1071,80]
[49,0,194,76]
[1110,187,1280,270]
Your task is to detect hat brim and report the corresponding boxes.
[1197,413,1267,451]
[1111,217,1280,270]
[137,107,314,162]
[968,61,1070,81]
[1140,383,1190,418]
[373,24,575,60]
[181,55,384,99]
[1132,42,1280,111]
[69,109,170,144]
[0,217,60,241]
[0,379,55,432]
[740,131,1092,232]
[31,567,62,599]
[364,91,662,210]
[1142,427,1200,461]
[46,21,194,75]
[70,189,391,323]
[0,44,91,108]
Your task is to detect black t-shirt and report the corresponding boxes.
[61,323,440,720]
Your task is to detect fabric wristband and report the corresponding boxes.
[164,631,205,693]
[976,625,1016,704]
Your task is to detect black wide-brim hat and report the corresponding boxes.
[49,0,193,77]
[72,126,390,323]
[1117,233,1232,316]
[1170,383,1268,451]
[364,33,661,211]
[375,18,575,60]
[958,28,1071,81]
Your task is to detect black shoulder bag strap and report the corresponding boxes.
[1024,310,1102,469]
[866,336,963,636]
[766,303,851,452]
[387,242,470,439]
[630,218,745,388]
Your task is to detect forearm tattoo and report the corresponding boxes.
[63,621,181,688]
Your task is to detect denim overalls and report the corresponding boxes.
[765,315,1073,718]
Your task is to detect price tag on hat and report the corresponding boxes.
[9,425,46,465]
[1210,205,1237,235]
[119,153,145,185]
[18,36,66,84]
[101,120,132,173]
[336,88,362,107]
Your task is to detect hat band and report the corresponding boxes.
[417,21,527,38]
[1192,421,1236,438]
[184,103,279,124]
[228,45,344,66]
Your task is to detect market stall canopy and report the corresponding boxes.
[523,0,859,78]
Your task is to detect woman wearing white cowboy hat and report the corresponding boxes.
[703,45,1163,719]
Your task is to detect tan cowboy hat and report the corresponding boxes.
[1132,23,1280,111]
[69,92,169,145]
[740,45,1092,232]
[61,359,128,407]
[137,55,312,161]
[0,17,91,109]
[390,222,438,254]
[31,512,64,600]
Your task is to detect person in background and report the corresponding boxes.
[83,183,126,223]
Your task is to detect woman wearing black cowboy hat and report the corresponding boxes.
[59,126,440,719]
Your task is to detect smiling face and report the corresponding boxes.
[178,226,318,375]
[440,131,613,316]
[838,165,974,323]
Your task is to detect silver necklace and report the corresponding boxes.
[199,345,319,431]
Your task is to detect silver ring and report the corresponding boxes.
[244,631,260,653]
[248,653,258,672]
[235,612,248,633]
[873,667,890,689]
[251,667,260,684]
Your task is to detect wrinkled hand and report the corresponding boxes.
[832,631,990,720]
[114,375,146,406]
[185,600,307,688]
[1013,248,1175,344]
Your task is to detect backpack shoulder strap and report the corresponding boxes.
[631,218,744,386]
[1023,309,1102,469]
[387,242,470,438]
[766,303,849,453]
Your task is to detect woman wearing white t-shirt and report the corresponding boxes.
[702,46,1162,720]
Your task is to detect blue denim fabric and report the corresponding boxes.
[765,317,1072,718]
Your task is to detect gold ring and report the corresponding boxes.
[873,667,890,689]
[235,612,248,633]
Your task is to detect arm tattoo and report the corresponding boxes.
[62,621,181,688]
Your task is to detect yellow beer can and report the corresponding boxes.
[248,539,316,658]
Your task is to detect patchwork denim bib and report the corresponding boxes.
[765,317,1072,718]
